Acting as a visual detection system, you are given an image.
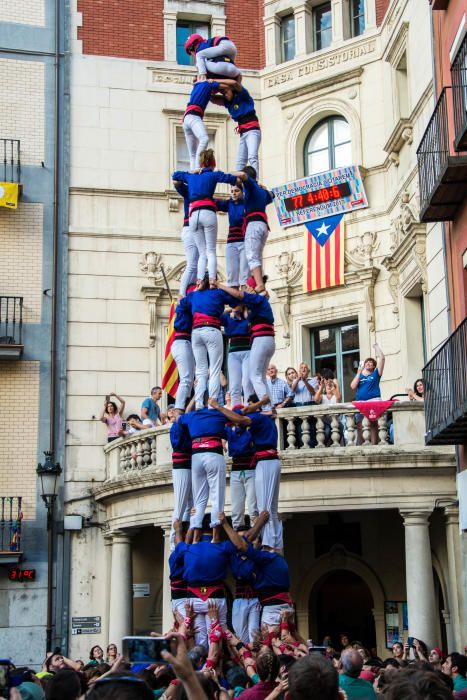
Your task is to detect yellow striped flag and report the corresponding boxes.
[0,182,19,209]
[161,302,179,399]
[303,215,344,293]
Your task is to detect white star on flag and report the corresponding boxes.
[316,221,330,238]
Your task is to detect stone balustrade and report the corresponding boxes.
[104,401,428,481]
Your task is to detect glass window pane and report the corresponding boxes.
[351,0,365,37]
[313,327,337,356]
[176,132,190,171]
[341,323,359,351]
[315,3,332,50]
[308,149,330,174]
[334,142,352,168]
[281,14,295,62]
[333,118,351,145]
[309,121,329,151]
[319,27,332,50]
[176,22,210,66]
[315,356,337,376]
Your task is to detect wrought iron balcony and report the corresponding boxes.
[0,496,22,564]
[417,87,467,222]
[1,139,21,183]
[451,33,467,151]
[0,296,23,358]
[423,316,467,445]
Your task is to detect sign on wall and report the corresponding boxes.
[272,165,368,228]
[384,601,408,648]
[72,616,102,635]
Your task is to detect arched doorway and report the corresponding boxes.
[309,570,376,649]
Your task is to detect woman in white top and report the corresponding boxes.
[314,373,343,445]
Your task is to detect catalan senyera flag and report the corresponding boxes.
[303,214,344,293]
[161,301,179,399]
[0,182,19,209]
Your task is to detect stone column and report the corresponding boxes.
[108,531,133,644]
[264,15,281,66]
[211,15,227,37]
[163,11,177,62]
[372,609,386,660]
[445,505,464,649]
[400,511,437,648]
[294,4,312,58]
[331,0,344,44]
[162,526,173,633]
[364,0,377,29]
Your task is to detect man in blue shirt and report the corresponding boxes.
[141,386,164,426]
[266,364,294,408]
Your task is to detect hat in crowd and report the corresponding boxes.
[359,670,375,682]
[18,682,45,700]
[431,647,445,661]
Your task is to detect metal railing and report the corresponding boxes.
[0,296,23,345]
[417,87,452,213]
[423,317,467,444]
[1,139,21,183]
[451,33,467,149]
[0,497,22,552]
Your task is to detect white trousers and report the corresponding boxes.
[225,241,249,287]
[190,451,226,528]
[236,129,261,178]
[255,458,282,550]
[172,598,187,616]
[261,604,294,627]
[179,226,199,296]
[183,114,209,171]
[196,40,239,77]
[189,598,228,648]
[170,468,193,550]
[190,209,218,281]
[172,338,195,410]
[192,327,224,409]
[245,220,268,270]
[227,350,253,407]
[232,598,261,644]
[230,469,258,529]
[249,336,275,411]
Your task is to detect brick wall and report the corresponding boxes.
[225,0,265,70]
[77,0,164,61]
[0,58,44,165]
[376,0,391,26]
[0,361,40,518]
[0,204,43,323]
[0,0,45,26]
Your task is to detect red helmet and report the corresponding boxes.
[184,33,203,54]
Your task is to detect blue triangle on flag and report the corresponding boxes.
[305,213,344,247]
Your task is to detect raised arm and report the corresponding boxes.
[375,343,385,375]
[214,281,245,301]
[350,361,364,391]
[99,399,108,423]
[208,398,251,426]
[218,512,247,551]
[333,379,342,402]
[111,393,125,416]
[314,379,325,404]
[245,510,270,542]
[172,170,189,184]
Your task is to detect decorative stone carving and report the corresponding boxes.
[140,252,170,284]
[345,232,379,333]
[272,252,303,346]
[346,231,379,270]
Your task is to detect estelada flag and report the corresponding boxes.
[303,213,344,293]
[161,302,179,399]
[0,182,19,209]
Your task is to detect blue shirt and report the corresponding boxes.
[188,288,238,318]
[174,181,189,222]
[226,425,254,457]
[196,37,228,52]
[182,536,237,583]
[223,87,257,122]
[171,169,238,202]
[169,542,187,580]
[355,368,381,401]
[174,294,192,334]
[186,80,220,110]
[215,198,245,229]
[141,397,160,422]
[242,293,274,325]
[243,176,273,214]
[244,544,290,590]
[170,421,191,452]
[178,407,228,440]
[221,312,251,339]
[248,412,278,449]
[230,550,256,585]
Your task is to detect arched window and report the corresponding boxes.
[304,116,352,175]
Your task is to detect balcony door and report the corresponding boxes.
[310,321,359,401]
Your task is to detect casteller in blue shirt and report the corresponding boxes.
[243,175,273,215]
[244,543,290,591]
[183,535,237,584]
[247,412,278,449]
[177,407,229,441]
[171,169,238,203]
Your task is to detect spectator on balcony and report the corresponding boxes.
[99,394,125,443]
[285,366,298,392]
[314,372,343,445]
[141,387,166,427]
[291,362,318,406]
[407,378,424,402]
[350,344,385,445]
[118,414,150,437]
[266,364,294,408]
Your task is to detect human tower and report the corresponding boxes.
[169,34,294,649]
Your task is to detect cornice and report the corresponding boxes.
[277,67,363,103]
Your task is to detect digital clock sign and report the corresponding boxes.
[272,165,368,228]
[9,568,36,582]
[284,182,351,212]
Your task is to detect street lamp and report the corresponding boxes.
[37,451,62,652]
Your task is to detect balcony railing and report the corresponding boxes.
[0,296,23,358]
[417,86,467,222]
[452,33,467,151]
[423,316,467,445]
[1,139,21,183]
[0,497,22,563]
[103,402,429,480]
